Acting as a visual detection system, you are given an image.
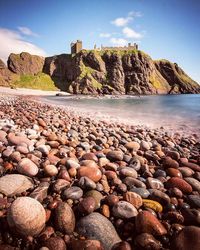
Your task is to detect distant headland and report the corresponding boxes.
[0,40,199,95]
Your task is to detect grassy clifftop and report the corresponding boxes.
[11,72,58,91]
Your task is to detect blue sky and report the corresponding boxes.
[0,0,199,82]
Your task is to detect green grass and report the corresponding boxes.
[11,72,58,91]
[79,62,102,89]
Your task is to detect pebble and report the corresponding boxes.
[43,237,66,250]
[179,167,194,177]
[119,167,138,178]
[166,168,182,178]
[0,174,33,196]
[66,159,80,169]
[124,177,146,189]
[123,191,143,209]
[54,202,75,234]
[135,211,167,236]
[166,177,193,193]
[71,239,102,250]
[85,190,103,210]
[112,201,138,219]
[78,166,102,182]
[7,197,46,236]
[82,152,98,162]
[78,197,96,214]
[76,212,121,250]
[172,226,200,250]
[106,195,119,206]
[111,241,132,250]
[78,176,96,190]
[142,199,163,212]
[125,141,140,151]
[8,133,33,147]
[106,150,124,161]
[146,177,164,190]
[140,140,151,151]
[187,195,200,208]
[135,233,161,250]
[149,190,171,205]
[17,158,38,177]
[0,130,7,144]
[163,156,179,169]
[131,188,150,198]
[184,177,200,192]
[30,182,49,202]
[44,165,58,177]
[63,186,83,200]
[181,161,200,172]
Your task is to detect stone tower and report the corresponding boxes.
[71,40,82,54]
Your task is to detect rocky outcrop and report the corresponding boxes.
[155,60,200,94]
[65,51,199,95]
[0,59,19,86]
[8,52,45,75]
[0,50,199,94]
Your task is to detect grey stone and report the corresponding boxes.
[76,212,121,250]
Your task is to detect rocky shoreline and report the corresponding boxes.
[0,94,200,250]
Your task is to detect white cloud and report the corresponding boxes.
[122,27,143,39]
[111,11,142,27]
[0,28,46,63]
[111,17,133,27]
[18,26,39,37]
[100,33,111,38]
[109,37,128,46]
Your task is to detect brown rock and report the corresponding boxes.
[135,233,161,250]
[172,226,200,250]
[78,166,102,182]
[111,241,132,250]
[106,150,124,161]
[166,177,192,193]
[17,158,38,177]
[181,162,200,172]
[166,168,182,178]
[43,237,66,250]
[8,132,33,147]
[71,239,103,250]
[82,153,98,162]
[163,156,179,169]
[78,197,96,214]
[135,211,167,236]
[8,52,44,75]
[54,202,75,234]
[123,191,143,209]
[125,141,140,151]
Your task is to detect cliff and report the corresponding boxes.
[0,50,199,94]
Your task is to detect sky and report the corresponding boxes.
[0,0,199,83]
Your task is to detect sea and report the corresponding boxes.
[40,94,200,136]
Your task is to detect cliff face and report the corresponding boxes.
[66,50,199,94]
[155,60,200,94]
[0,50,199,94]
[8,52,45,75]
[0,59,19,86]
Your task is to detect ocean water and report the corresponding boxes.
[40,94,200,135]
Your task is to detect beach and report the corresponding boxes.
[0,90,199,249]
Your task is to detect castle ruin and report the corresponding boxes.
[71,40,82,54]
[70,40,138,54]
[100,42,138,51]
